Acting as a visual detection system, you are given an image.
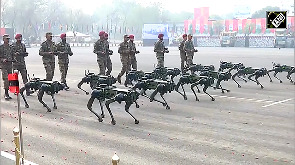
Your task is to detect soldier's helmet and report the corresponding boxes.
[99,31,105,37]
[15,34,22,39]
[3,34,10,40]
[158,33,164,38]
[60,33,66,39]
[129,35,134,39]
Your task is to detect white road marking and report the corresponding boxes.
[186,92,275,103]
[1,151,39,165]
[262,98,293,108]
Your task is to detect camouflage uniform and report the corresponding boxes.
[94,39,107,75]
[179,39,187,72]
[184,40,195,67]
[154,40,165,68]
[56,41,73,84]
[104,40,112,75]
[128,41,138,70]
[0,44,13,90]
[117,41,130,81]
[39,40,57,81]
[12,42,29,85]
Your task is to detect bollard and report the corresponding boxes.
[13,127,21,165]
[112,152,120,165]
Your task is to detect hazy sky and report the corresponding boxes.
[62,0,294,15]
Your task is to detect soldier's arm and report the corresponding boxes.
[0,47,4,61]
[39,43,51,56]
[183,41,188,52]
[93,42,104,54]
[67,44,73,56]
[154,42,162,53]
[118,43,129,54]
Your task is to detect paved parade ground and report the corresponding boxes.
[1,46,294,165]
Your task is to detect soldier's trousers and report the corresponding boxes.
[118,54,130,77]
[156,53,164,68]
[180,52,187,72]
[58,63,69,83]
[105,55,112,76]
[97,56,106,75]
[186,53,194,68]
[1,65,12,90]
[129,55,137,70]
[43,61,55,81]
[13,64,28,85]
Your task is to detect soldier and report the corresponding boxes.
[39,32,57,81]
[179,34,188,72]
[184,34,198,68]
[154,33,168,67]
[117,34,130,84]
[12,34,32,96]
[94,31,107,75]
[128,34,139,70]
[56,33,73,90]
[0,34,13,100]
[104,33,112,76]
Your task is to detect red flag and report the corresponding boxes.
[261,18,266,33]
[225,20,230,32]
[233,19,238,31]
[192,19,196,34]
[251,19,256,33]
[194,8,201,20]
[200,17,204,34]
[8,73,19,94]
[242,19,247,32]
[184,20,189,33]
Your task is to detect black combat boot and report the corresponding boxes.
[117,75,122,84]
[4,89,12,100]
[64,82,69,90]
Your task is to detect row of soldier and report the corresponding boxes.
[0,31,198,100]
[0,33,73,100]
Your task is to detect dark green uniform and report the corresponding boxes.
[104,40,112,75]
[117,41,130,82]
[39,40,57,80]
[154,40,165,67]
[12,42,29,85]
[184,40,195,67]
[56,41,73,84]
[0,44,13,90]
[128,41,137,70]
[179,39,187,72]
[94,39,107,75]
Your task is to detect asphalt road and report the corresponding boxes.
[1,46,294,165]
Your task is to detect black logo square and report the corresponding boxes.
[266,11,287,29]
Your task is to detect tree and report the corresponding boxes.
[251,6,280,18]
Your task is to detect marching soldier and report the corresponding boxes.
[94,31,107,75]
[128,34,139,70]
[154,33,169,67]
[179,34,188,72]
[104,33,112,76]
[0,34,13,100]
[117,34,130,84]
[39,32,57,81]
[184,34,198,68]
[56,33,73,90]
[12,34,32,95]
